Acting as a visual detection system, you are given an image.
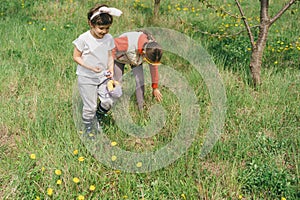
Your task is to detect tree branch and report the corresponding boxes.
[194,25,259,39]
[270,0,296,25]
[201,0,242,19]
[235,0,255,47]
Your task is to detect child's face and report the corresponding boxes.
[90,24,111,39]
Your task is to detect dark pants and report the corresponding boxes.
[114,61,145,110]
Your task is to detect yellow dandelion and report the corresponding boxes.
[297,46,300,51]
[42,27,46,31]
[47,188,53,196]
[123,195,128,199]
[30,154,36,160]
[225,24,229,28]
[281,197,286,200]
[35,196,40,200]
[73,177,80,183]
[89,185,96,191]
[181,193,186,200]
[79,130,83,134]
[56,179,62,185]
[183,7,188,11]
[111,141,117,146]
[136,162,142,168]
[41,167,45,172]
[78,156,85,162]
[88,133,94,137]
[78,195,85,200]
[238,194,243,199]
[111,155,117,161]
[73,149,78,155]
[55,169,62,175]
[247,48,251,51]
[28,21,32,25]
[114,170,121,174]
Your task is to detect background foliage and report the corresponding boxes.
[0,0,299,199]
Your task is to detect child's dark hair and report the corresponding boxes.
[145,41,163,64]
[88,4,113,26]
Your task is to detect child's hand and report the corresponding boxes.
[93,67,102,73]
[152,88,163,102]
[105,70,113,78]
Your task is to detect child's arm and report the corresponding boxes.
[106,50,114,78]
[73,47,102,73]
[149,64,163,102]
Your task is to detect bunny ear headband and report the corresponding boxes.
[90,6,122,20]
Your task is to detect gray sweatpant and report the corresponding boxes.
[78,74,114,121]
[114,61,145,110]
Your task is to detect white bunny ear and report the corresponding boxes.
[99,6,110,13]
[90,7,122,20]
[108,8,123,17]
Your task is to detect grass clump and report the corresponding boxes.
[0,0,299,199]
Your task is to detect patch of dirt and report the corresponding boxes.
[0,124,19,157]
[200,160,227,177]
[125,136,155,152]
[0,124,21,198]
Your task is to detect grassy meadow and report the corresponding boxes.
[0,0,299,199]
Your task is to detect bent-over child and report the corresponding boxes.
[113,30,163,110]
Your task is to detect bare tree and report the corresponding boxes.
[154,0,161,18]
[236,0,298,86]
[200,0,298,87]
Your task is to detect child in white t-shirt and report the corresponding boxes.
[72,4,122,135]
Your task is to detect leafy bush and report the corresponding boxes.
[239,160,296,199]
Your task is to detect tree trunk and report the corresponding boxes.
[250,47,264,87]
[249,0,270,87]
[154,0,161,17]
[249,23,270,86]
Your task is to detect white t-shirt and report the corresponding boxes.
[73,31,115,78]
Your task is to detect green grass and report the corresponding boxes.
[1,0,299,199]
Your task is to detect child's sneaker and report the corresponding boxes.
[96,105,108,125]
[82,118,100,140]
